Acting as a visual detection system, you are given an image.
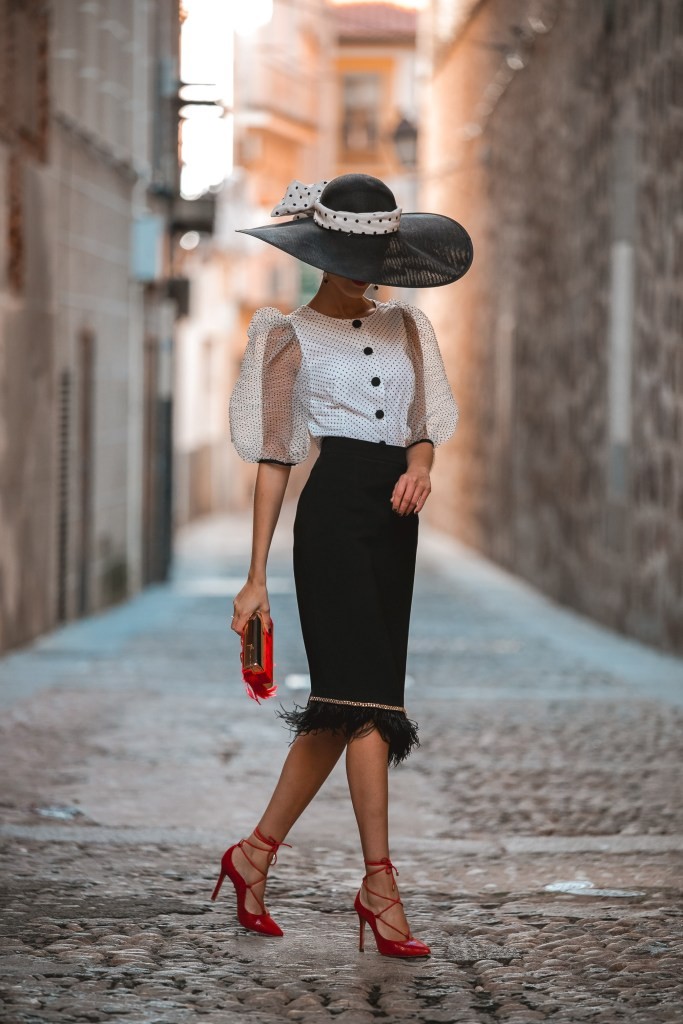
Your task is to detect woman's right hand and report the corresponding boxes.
[231,580,271,635]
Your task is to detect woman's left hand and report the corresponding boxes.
[391,466,431,516]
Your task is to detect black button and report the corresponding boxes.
[371,376,380,386]
[375,409,384,419]
[378,440,387,445]
[363,346,373,355]
[352,319,362,328]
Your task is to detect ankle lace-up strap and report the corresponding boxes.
[234,829,292,917]
[243,826,292,865]
[364,857,399,879]
[361,858,408,941]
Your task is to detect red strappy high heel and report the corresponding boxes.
[354,857,431,958]
[211,826,291,936]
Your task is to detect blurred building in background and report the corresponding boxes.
[0,0,180,652]
[3,0,679,660]
[420,0,682,653]
[174,0,423,521]
[174,0,333,522]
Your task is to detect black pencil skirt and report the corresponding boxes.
[278,435,420,766]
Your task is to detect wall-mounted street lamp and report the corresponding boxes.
[392,116,418,168]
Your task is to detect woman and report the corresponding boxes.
[214,174,472,958]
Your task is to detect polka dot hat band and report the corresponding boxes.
[271,179,402,236]
[238,173,474,289]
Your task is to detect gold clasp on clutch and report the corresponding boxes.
[242,612,265,671]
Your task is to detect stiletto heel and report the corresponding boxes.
[354,857,430,958]
[211,870,227,902]
[358,915,365,952]
[211,826,291,936]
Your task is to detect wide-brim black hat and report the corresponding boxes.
[237,173,473,289]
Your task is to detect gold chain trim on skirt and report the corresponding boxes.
[308,695,406,713]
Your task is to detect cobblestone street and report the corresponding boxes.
[1,509,682,1024]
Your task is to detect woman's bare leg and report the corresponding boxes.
[231,729,347,914]
[345,729,411,939]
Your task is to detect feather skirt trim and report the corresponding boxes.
[276,699,419,767]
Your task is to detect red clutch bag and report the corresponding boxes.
[240,611,277,703]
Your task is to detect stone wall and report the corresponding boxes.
[421,0,683,654]
[0,1,179,652]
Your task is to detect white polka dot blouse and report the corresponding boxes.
[228,300,459,465]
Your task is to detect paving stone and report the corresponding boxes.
[0,513,681,1023]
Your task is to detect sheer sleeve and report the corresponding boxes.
[229,307,310,465]
[396,302,459,447]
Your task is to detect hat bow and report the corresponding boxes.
[271,179,402,236]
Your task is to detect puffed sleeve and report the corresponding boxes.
[229,307,311,465]
[397,303,459,447]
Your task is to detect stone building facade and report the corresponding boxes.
[0,0,180,653]
[420,0,683,653]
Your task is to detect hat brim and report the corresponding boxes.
[237,213,473,288]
